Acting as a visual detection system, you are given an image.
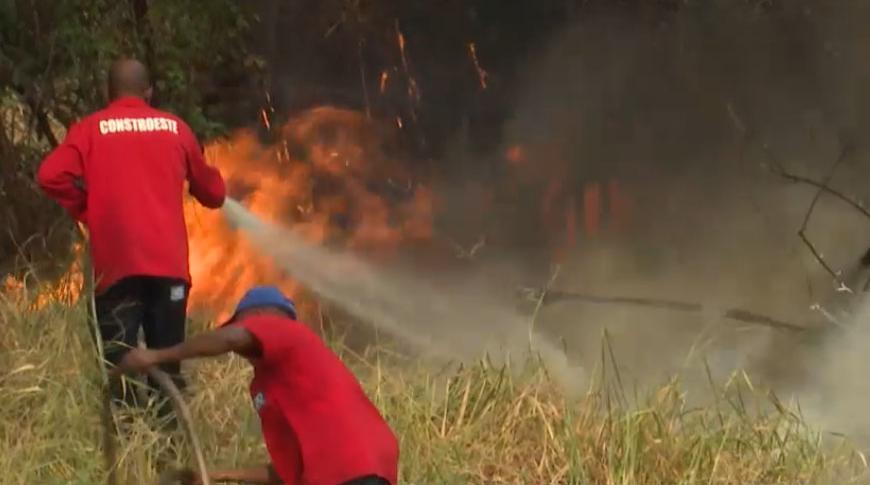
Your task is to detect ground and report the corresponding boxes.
[0,286,866,484]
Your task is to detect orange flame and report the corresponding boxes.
[379,70,390,94]
[468,42,489,90]
[395,22,421,109]
[505,144,526,166]
[3,243,84,310]
[185,107,433,321]
[504,142,635,263]
[259,109,272,131]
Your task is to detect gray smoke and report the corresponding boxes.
[222,198,588,395]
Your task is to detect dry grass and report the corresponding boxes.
[1,285,868,485]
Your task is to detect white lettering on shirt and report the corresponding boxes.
[98,117,180,135]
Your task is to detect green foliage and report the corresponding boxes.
[0,0,254,137]
[0,0,256,276]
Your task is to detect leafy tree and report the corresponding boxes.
[0,0,257,277]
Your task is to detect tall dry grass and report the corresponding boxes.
[1,284,867,484]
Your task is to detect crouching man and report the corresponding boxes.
[115,286,399,485]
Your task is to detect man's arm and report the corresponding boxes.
[180,123,226,208]
[113,326,258,375]
[209,464,282,484]
[37,123,88,222]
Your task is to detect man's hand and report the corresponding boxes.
[112,348,163,377]
[207,466,281,484]
[108,326,255,380]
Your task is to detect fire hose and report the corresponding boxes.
[99,371,211,485]
[147,368,211,485]
[78,225,210,485]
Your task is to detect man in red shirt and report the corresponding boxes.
[37,59,226,418]
[115,286,400,485]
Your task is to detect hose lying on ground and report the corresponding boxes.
[100,370,211,485]
[147,368,212,485]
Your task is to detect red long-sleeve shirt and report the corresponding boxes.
[239,315,400,485]
[37,96,226,292]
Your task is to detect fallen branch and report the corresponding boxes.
[722,308,810,333]
[518,287,809,333]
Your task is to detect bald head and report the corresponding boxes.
[108,59,152,102]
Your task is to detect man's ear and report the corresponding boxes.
[144,86,154,105]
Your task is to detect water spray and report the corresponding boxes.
[221,197,587,393]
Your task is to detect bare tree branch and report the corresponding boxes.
[734,98,866,296]
[793,144,854,291]
[13,85,59,148]
[27,99,58,148]
[765,146,870,221]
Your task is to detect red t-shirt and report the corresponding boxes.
[238,315,399,485]
[37,96,226,292]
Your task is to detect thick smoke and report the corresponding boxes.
[802,298,870,445]
[425,2,870,398]
[466,1,870,428]
[226,2,870,436]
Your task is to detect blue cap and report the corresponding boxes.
[224,285,297,325]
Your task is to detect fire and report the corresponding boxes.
[259,109,272,131]
[185,107,433,322]
[6,107,432,321]
[505,144,526,166]
[379,70,390,94]
[3,243,84,310]
[12,111,633,317]
[502,143,634,263]
[467,43,489,90]
[394,22,420,109]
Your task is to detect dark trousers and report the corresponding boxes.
[94,275,188,423]
[340,477,390,485]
